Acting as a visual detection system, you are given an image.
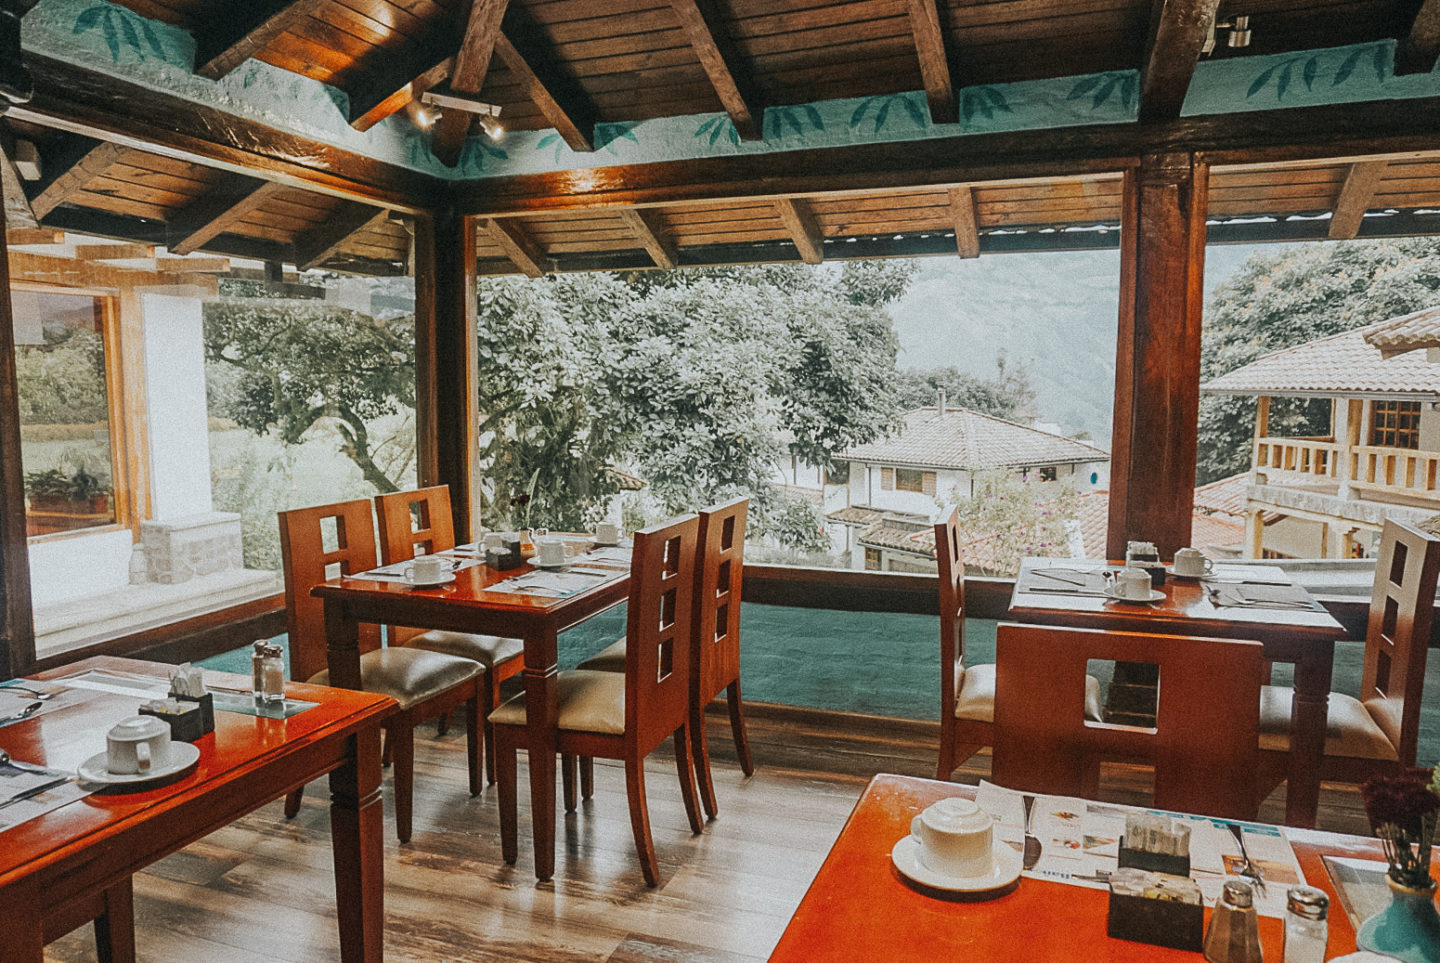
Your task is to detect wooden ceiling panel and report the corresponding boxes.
[68,189,175,222]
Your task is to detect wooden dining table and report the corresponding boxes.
[771,773,1430,961]
[313,553,630,881]
[1008,558,1346,829]
[0,656,394,963]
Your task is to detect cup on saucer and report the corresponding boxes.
[536,537,567,567]
[106,715,171,775]
[595,522,620,546]
[404,555,452,584]
[910,797,995,878]
[1113,567,1152,600]
[1173,547,1213,578]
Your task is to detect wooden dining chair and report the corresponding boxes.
[278,498,484,843]
[934,508,1103,780]
[1257,518,1440,792]
[490,514,704,885]
[992,623,1265,820]
[577,496,755,818]
[374,485,524,783]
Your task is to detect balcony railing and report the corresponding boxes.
[1254,435,1440,505]
[1254,436,1339,480]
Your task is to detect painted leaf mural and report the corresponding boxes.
[849,93,926,134]
[1249,45,1388,99]
[595,122,640,155]
[73,5,167,63]
[1067,72,1137,111]
[960,86,1013,126]
[695,115,740,146]
[764,104,824,139]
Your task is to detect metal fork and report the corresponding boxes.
[1227,823,1267,896]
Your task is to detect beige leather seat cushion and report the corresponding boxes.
[575,638,627,673]
[1258,685,1398,761]
[406,629,524,668]
[489,670,625,736]
[309,647,480,712]
[955,663,1104,723]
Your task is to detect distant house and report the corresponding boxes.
[1201,313,1440,559]
[826,399,1110,572]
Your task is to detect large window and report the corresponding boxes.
[12,287,120,538]
[1369,400,1421,449]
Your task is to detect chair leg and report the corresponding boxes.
[284,785,304,818]
[580,756,594,800]
[624,753,659,887]
[936,720,956,781]
[726,679,754,777]
[381,728,393,769]
[483,667,502,785]
[495,726,519,864]
[465,688,481,797]
[436,709,450,737]
[674,724,703,834]
[93,878,135,963]
[561,753,578,813]
[691,699,718,820]
[391,724,415,844]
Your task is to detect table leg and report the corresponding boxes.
[1286,645,1334,828]
[523,626,560,881]
[1,891,44,961]
[325,601,364,691]
[330,724,385,963]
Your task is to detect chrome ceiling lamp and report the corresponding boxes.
[1201,15,1253,55]
[419,90,505,141]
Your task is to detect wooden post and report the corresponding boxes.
[1245,509,1264,558]
[1107,153,1208,560]
[0,201,37,676]
[413,210,479,541]
[1253,394,1270,477]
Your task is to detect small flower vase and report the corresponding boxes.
[1356,877,1440,963]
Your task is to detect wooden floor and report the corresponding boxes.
[42,704,1374,962]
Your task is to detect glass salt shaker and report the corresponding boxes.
[1282,885,1328,963]
[259,643,286,705]
[1204,880,1263,963]
[251,640,268,705]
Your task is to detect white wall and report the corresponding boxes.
[141,291,214,520]
[27,529,134,606]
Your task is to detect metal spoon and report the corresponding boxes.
[0,685,56,701]
[0,702,42,725]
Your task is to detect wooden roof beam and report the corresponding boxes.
[906,0,956,125]
[947,187,980,258]
[0,130,37,230]
[1138,0,1222,124]
[5,229,64,244]
[670,0,761,141]
[620,208,677,269]
[775,198,824,264]
[495,6,599,154]
[74,242,156,259]
[168,177,284,255]
[293,203,390,270]
[431,0,511,168]
[194,0,326,80]
[484,218,546,277]
[1328,160,1390,239]
[27,139,124,220]
[1396,0,1440,75]
[349,52,454,133]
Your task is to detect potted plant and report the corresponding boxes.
[24,468,74,513]
[1357,765,1440,962]
[69,467,110,514]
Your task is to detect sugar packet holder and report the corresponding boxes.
[1106,868,1203,952]
[165,663,215,738]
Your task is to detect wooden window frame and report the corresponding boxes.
[863,547,882,571]
[1369,400,1421,450]
[895,468,925,493]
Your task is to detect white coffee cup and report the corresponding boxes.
[596,522,620,545]
[1116,567,1152,600]
[405,555,450,583]
[536,537,566,567]
[106,715,172,775]
[910,797,995,878]
[1173,547,1213,577]
[482,532,506,551]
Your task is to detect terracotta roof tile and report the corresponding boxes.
[1202,321,1440,399]
[1362,305,1440,359]
[839,407,1109,471]
[1193,473,1249,518]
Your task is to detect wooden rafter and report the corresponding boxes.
[620,209,678,269]
[947,186,980,258]
[432,0,511,168]
[775,198,824,264]
[1138,0,1222,124]
[1396,0,1440,76]
[349,51,455,134]
[1328,160,1390,239]
[484,218,546,277]
[155,257,231,273]
[495,6,599,153]
[906,0,955,125]
[293,203,390,270]
[194,0,326,80]
[75,243,155,260]
[168,177,284,255]
[5,229,63,244]
[0,134,37,230]
[669,0,761,141]
[27,139,123,220]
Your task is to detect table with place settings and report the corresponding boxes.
[1008,557,1347,829]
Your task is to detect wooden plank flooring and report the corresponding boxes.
[42,703,1373,962]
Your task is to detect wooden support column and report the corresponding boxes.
[1107,153,1208,560]
[0,201,36,676]
[414,210,479,541]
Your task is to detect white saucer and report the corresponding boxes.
[594,539,620,547]
[534,561,569,571]
[403,572,455,588]
[891,835,1023,895]
[1170,570,1211,581]
[1103,586,1165,604]
[77,741,201,787]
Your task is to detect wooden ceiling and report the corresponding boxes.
[4,0,1440,276]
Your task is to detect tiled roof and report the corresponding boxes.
[826,506,887,526]
[1193,473,1249,518]
[1362,305,1440,359]
[1071,490,1245,560]
[838,407,1109,471]
[1202,322,1440,399]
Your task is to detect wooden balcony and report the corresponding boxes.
[1255,435,1440,505]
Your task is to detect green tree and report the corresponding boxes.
[1198,239,1440,484]
[945,471,1078,575]
[14,325,108,424]
[893,354,1035,419]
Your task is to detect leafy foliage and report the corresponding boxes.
[14,324,108,424]
[946,472,1078,575]
[892,356,1035,421]
[1198,239,1440,483]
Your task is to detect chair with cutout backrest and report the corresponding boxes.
[278,497,483,843]
[374,485,524,784]
[1257,517,1440,793]
[992,623,1264,820]
[489,513,704,885]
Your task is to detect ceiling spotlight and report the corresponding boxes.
[1202,15,1253,55]
[403,99,436,129]
[478,113,505,142]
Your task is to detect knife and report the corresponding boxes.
[1021,793,1043,871]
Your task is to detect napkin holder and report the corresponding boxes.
[1117,835,1189,876]
[140,697,208,742]
[487,545,522,571]
[1106,869,1203,952]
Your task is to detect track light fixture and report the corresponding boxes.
[418,91,505,140]
[1202,15,1253,55]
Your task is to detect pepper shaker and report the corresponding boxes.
[1204,880,1264,963]
[1281,885,1328,963]
[250,640,268,704]
[256,642,286,706]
